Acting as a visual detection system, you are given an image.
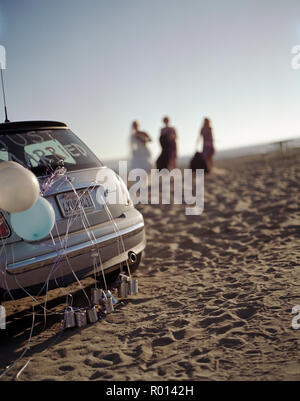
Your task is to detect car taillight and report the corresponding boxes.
[0,212,10,239]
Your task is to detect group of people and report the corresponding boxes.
[129,116,215,173]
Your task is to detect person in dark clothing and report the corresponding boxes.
[156,116,177,170]
[199,118,215,172]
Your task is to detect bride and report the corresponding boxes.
[130,121,153,172]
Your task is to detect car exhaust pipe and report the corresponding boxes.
[128,251,137,264]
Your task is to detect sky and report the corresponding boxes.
[0,0,300,161]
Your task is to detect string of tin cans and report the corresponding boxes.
[62,273,138,329]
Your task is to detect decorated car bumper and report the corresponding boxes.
[0,209,146,299]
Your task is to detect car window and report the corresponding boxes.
[0,148,8,161]
[25,139,77,167]
[0,129,102,176]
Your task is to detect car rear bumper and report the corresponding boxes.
[0,208,146,299]
[6,221,144,275]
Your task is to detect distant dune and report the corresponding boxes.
[102,137,300,171]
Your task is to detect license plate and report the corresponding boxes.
[56,190,95,218]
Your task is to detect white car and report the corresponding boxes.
[0,120,146,301]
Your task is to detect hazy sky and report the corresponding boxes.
[0,0,300,161]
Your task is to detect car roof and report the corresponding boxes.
[0,121,68,134]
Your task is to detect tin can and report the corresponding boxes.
[120,274,130,282]
[91,288,103,305]
[128,279,138,295]
[63,307,76,329]
[111,293,118,305]
[118,281,129,298]
[105,294,114,313]
[87,306,98,323]
[75,310,87,327]
[105,290,118,305]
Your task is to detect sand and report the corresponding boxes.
[0,148,300,381]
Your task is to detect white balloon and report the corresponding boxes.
[0,161,40,213]
[0,160,25,171]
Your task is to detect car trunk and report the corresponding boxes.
[3,166,128,244]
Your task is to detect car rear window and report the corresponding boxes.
[0,129,102,176]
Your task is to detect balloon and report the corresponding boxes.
[10,196,55,241]
[0,161,40,213]
[0,161,25,171]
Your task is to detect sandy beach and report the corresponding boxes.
[0,148,299,381]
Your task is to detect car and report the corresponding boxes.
[0,120,146,302]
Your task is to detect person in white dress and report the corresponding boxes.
[130,121,153,172]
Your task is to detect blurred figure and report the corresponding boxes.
[156,116,177,170]
[130,121,153,172]
[199,118,215,173]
